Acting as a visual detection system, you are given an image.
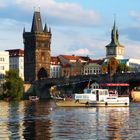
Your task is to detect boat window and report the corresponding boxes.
[86,89,91,94]
[105,91,108,95]
[92,91,95,94]
[100,91,102,95]
[75,95,82,99]
[107,97,116,99]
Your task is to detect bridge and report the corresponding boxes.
[24,72,140,99]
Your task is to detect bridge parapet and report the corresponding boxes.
[35,72,140,87]
[26,72,140,99]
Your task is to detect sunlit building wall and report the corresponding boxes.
[0,51,9,80]
[6,49,24,80]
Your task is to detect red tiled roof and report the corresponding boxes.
[51,56,60,65]
[6,49,24,57]
[60,55,79,61]
[87,59,104,65]
[60,55,90,62]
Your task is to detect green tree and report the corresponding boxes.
[117,64,131,73]
[3,70,24,100]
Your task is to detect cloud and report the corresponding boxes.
[0,18,25,50]
[129,11,140,23]
[121,27,140,41]
[124,39,140,59]
[0,18,23,31]
[0,1,6,8]
[121,10,140,42]
[69,48,90,56]
[14,0,101,27]
[51,27,107,59]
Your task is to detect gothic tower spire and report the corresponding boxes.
[23,26,25,33]
[31,11,43,33]
[44,23,48,32]
[111,19,119,45]
[105,19,124,59]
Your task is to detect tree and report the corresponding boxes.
[3,70,24,100]
[116,64,131,73]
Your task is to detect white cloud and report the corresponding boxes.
[14,0,100,26]
[121,11,140,42]
[69,48,90,56]
[129,11,140,23]
[51,27,107,59]
[123,39,140,59]
[0,18,25,50]
[0,18,23,30]
[0,1,6,8]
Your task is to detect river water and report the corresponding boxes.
[0,100,140,140]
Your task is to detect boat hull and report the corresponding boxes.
[89,101,129,107]
[55,99,129,107]
[56,100,90,107]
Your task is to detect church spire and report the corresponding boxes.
[105,18,124,59]
[23,27,25,33]
[44,23,48,32]
[49,27,51,33]
[111,19,119,45]
[31,11,43,33]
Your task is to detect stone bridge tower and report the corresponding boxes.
[23,10,51,82]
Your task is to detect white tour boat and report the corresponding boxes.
[55,83,130,107]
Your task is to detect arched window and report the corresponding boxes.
[38,68,48,80]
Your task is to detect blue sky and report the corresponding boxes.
[0,0,140,59]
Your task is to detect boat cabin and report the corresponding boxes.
[75,88,109,101]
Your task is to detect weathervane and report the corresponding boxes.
[33,6,40,12]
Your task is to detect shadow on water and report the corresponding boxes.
[23,100,53,140]
[0,100,54,140]
[8,101,21,139]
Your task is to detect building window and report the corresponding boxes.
[0,66,4,70]
[0,58,4,62]
[0,74,4,79]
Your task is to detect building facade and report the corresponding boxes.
[58,55,89,77]
[0,51,9,80]
[126,59,140,72]
[84,60,103,75]
[50,57,61,78]
[120,58,140,72]
[6,49,24,80]
[23,10,51,82]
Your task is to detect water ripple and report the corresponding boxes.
[1,101,140,139]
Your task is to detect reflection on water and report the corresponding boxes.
[0,101,140,139]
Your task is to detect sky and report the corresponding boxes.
[0,0,140,59]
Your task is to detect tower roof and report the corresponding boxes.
[44,23,48,32]
[111,20,119,45]
[31,11,43,33]
[106,20,124,48]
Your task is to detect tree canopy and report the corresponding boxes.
[3,70,24,101]
[116,64,131,73]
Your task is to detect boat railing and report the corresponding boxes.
[118,94,129,97]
